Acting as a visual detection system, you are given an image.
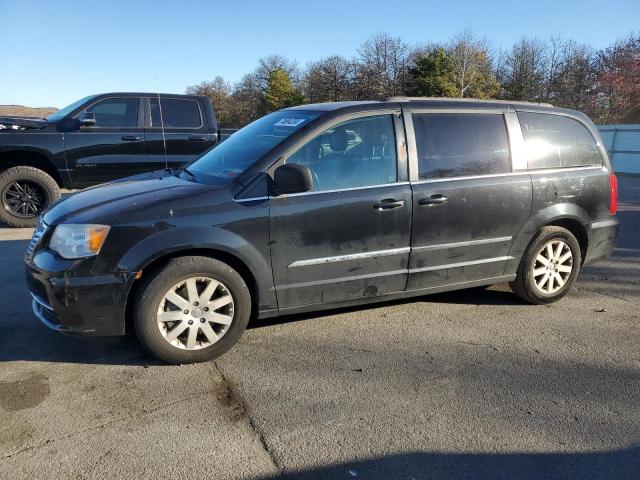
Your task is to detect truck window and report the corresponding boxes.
[413,113,511,180]
[85,98,139,128]
[150,98,202,128]
[286,114,398,191]
[517,112,602,169]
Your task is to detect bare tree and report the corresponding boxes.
[355,33,412,99]
[448,29,499,98]
[498,37,548,101]
[186,76,232,126]
[593,33,640,123]
[303,55,355,103]
[254,54,301,90]
[553,41,596,111]
[228,73,263,127]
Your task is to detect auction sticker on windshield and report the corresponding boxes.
[274,118,307,127]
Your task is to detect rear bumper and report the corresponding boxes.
[585,218,620,265]
[25,250,133,336]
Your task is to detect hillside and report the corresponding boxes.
[0,105,57,118]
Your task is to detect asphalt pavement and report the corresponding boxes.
[1,177,639,479]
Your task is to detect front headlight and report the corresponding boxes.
[49,224,110,259]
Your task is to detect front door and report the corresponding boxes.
[406,110,532,290]
[269,112,412,309]
[65,97,145,187]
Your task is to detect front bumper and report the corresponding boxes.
[25,249,134,336]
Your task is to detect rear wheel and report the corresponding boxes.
[510,226,581,304]
[0,166,60,227]
[133,256,251,364]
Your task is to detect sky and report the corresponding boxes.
[1,0,638,108]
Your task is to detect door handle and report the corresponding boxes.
[374,199,406,210]
[121,135,141,141]
[189,135,206,141]
[419,194,449,206]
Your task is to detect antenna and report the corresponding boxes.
[155,77,168,170]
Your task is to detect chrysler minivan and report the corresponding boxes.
[25,97,619,364]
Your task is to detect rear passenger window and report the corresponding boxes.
[150,98,202,128]
[518,112,602,169]
[413,113,511,179]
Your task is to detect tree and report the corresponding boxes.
[406,47,458,97]
[261,68,304,113]
[354,33,411,99]
[254,54,301,91]
[448,30,500,98]
[228,73,263,127]
[593,34,640,124]
[303,55,354,103]
[498,37,548,101]
[553,41,596,112]
[186,76,232,127]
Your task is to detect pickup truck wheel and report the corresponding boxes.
[0,166,61,227]
[133,256,251,364]
[510,226,581,304]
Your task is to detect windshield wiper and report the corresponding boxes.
[181,167,196,180]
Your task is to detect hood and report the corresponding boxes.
[0,116,48,131]
[43,171,223,225]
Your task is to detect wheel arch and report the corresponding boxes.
[124,246,262,334]
[507,203,591,274]
[0,149,65,187]
[544,217,588,264]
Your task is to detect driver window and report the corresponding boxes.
[286,114,397,191]
[81,98,139,128]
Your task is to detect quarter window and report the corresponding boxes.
[84,98,139,128]
[518,112,601,169]
[150,98,202,128]
[413,113,511,179]
[286,114,398,191]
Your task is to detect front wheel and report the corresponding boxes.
[133,256,251,364]
[510,226,581,304]
[0,166,61,227]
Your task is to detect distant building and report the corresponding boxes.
[598,125,640,174]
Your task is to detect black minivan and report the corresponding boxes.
[25,97,619,364]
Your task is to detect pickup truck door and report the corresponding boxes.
[64,97,145,187]
[144,97,216,170]
[268,111,412,309]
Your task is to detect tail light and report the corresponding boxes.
[609,173,618,215]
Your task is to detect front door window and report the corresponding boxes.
[287,114,398,191]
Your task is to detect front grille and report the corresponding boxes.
[25,218,48,262]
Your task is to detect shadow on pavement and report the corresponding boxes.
[260,448,640,480]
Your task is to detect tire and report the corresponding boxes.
[0,166,61,227]
[510,226,581,305]
[133,256,251,364]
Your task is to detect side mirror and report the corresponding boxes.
[77,111,96,127]
[273,163,312,195]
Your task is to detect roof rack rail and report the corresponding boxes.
[383,96,554,108]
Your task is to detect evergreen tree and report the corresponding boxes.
[406,48,458,97]
[261,68,304,113]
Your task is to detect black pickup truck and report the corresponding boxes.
[0,92,224,227]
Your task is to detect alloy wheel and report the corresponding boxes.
[157,276,234,350]
[532,239,573,294]
[2,180,47,218]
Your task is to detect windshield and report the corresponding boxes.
[189,110,320,181]
[46,95,97,122]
